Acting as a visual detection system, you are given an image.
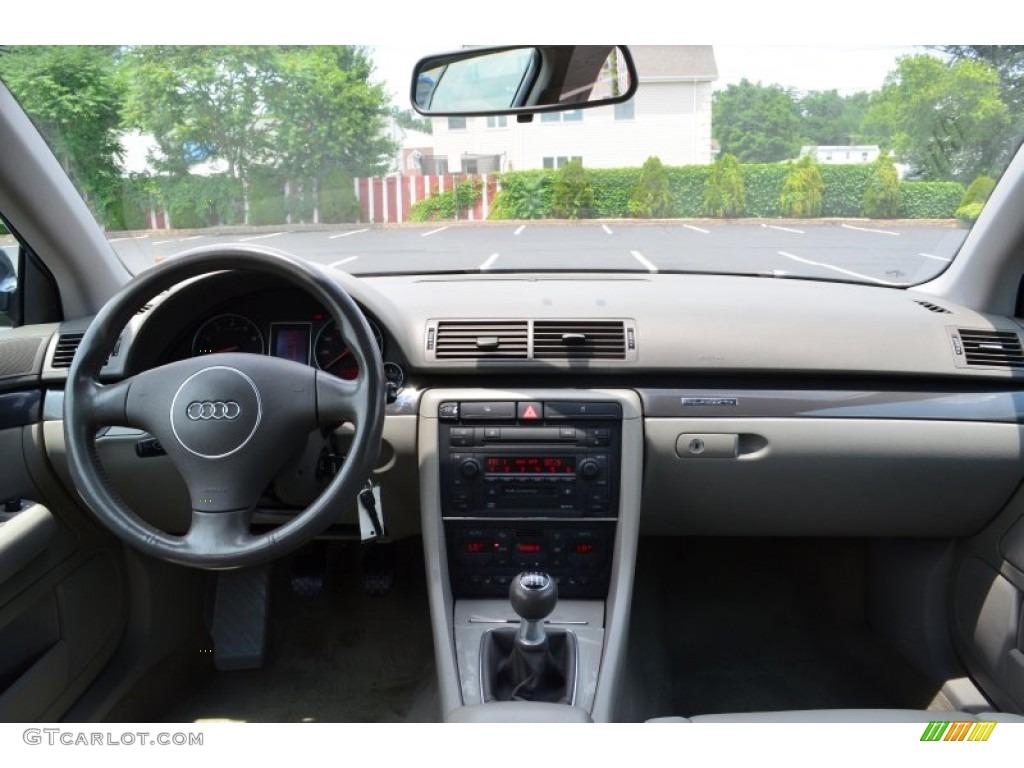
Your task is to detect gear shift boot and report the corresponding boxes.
[480,627,578,704]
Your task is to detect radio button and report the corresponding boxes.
[460,402,516,420]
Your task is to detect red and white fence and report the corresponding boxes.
[353,174,500,224]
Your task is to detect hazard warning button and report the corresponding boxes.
[517,401,543,421]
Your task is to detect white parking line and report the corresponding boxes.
[180,235,205,241]
[134,234,149,240]
[330,256,359,267]
[421,226,448,237]
[480,253,500,271]
[107,236,130,243]
[683,224,710,234]
[778,251,903,286]
[761,223,805,234]
[513,225,526,236]
[329,228,369,239]
[630,250,659,273]
[602,224,614,235]
[841,223,900,236]
[239,232,285,242]
[152,239,175,245]
[919,252,952,263]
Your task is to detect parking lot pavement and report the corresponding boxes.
[108,221,967,285]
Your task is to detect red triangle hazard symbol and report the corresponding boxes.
[523,405,539,419]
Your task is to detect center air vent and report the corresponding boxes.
[914,300,951,314]
[955,329,1024,368]
[51,333,84,368]
[533,320,627,360]
[434,320,528,359]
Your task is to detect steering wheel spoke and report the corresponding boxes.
[76,377,134,427]
[316,370,368,426]
[183,509,256,562]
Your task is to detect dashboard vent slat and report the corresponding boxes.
[435,321,528,359]
[533,320,626,360]
[51,333,84,368]
[957,329,1024,368]
[915,300,951,314]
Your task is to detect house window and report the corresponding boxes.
[542,156,583,169]
[447,117,467,130]
[486,115,508,128]
[463,159,478,174]
[614,100,635,120]
[540,111,583,123]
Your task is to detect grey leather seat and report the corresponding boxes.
[649,709,1024,723]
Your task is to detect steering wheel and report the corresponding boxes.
[64,245,385,569]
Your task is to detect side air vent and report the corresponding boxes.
[915,300,951,314]
[956,329,1024,368]
[533,320,627,360]
[51,333,84,368]
[434,320,529,359]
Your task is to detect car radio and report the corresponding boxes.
[439,400,621,598]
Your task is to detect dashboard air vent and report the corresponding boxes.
[51,333,84,368]
[915,300,951,314]
[533,320,626,360]
[957,329,1024,368]
[434,320,528,359]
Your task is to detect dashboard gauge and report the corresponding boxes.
[383,362,405,389]
[314,319,384,379]
[192,314,264,356]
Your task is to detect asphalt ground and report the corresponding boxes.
[109,221,967,286]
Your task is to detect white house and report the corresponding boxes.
[422,46,718,174]
[799,145,882,165]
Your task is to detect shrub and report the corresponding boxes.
[490,171,553,219]
[629,156,671,218]
[317,170,361,223]
[551,159,595,219]
[409,177,482,222]
[861,155,902,218]
[779,155,823,217]
[702,154,746,217]
[955,175,995,223]
[898,182,963,218]
[819,165,872,217]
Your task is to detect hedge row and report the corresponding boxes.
[490,164,965,220]
[105,170,361,230]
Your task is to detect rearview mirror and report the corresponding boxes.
[411,45,637,117]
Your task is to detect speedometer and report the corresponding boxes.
[192,314,264,356]
[314,319,383,379]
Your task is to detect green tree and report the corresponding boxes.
[628,156,670,218]
[864,54,1010,182]
[780,155,823,217]
[551,159,594,219]
[0,46,125,226]
[121,46,281,223]
[799,89,872,146]
[861,154,902,218]
[702,153,746,217]
[713,79,803,162]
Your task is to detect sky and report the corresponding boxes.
[370,44,927,111]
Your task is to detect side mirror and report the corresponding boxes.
[411,45,637,117]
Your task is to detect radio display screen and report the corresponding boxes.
[485,456,575,474]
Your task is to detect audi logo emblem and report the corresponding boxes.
[186,401,241,421]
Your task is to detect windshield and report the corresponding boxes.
[1,44,1020,285]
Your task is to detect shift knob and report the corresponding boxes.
[510,572,557,646]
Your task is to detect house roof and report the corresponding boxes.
[629,46,717,81]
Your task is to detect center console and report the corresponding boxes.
[438,399,621,598]
[418,389,643,722]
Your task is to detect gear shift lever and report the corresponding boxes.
[510,572,558,647]
[479,571,577,704]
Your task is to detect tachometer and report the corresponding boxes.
[192,313,264,356]
[314,319,383,379]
